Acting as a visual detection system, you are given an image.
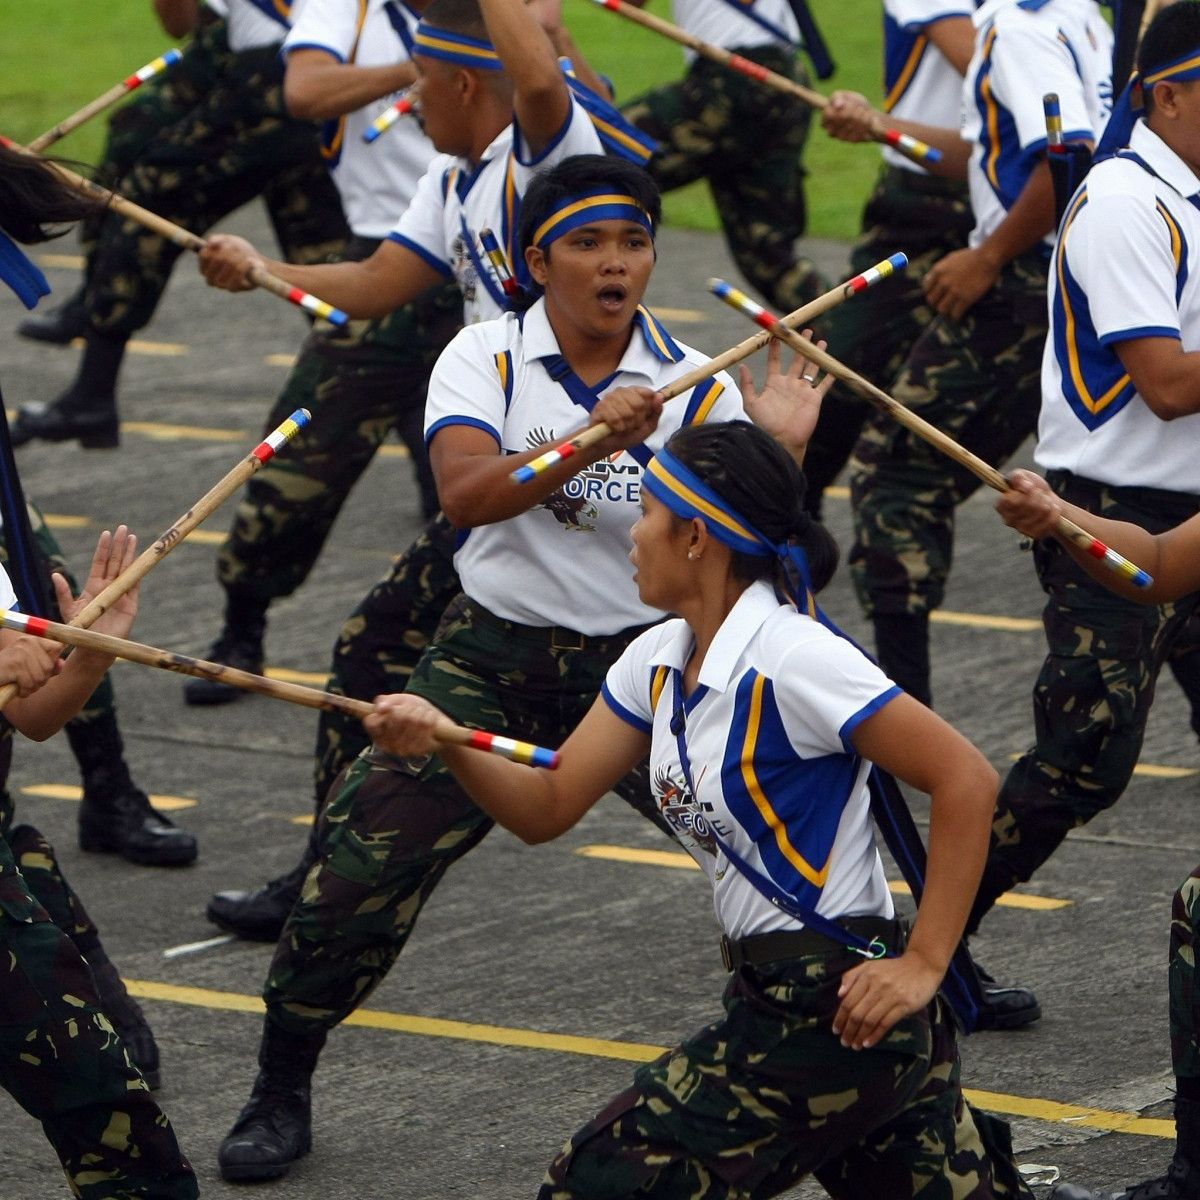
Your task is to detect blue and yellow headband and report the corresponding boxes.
[412,22,503,70]
[532,190,654,249]
[643,447,816,615]
[1097,49,1200,159]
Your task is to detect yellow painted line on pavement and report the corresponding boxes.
[38,253,85,269]
[123,977,1172,1138]
[70,336,189,357]
[265,353,297,367]
[44,513,92,529]
[22,783,197,810]
[575,846,1072,910]
[120,420,246,442]
[649,306,705,323]
[931,610,1041,633]
[1006,753,1197,780]
[825,485,850,499]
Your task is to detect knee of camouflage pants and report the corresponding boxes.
[1172,867,1200,1081]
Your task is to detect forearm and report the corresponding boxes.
[6,651,115,742]
[286,58,417,120]
[906,760,996,974]
[438,746,573,842]
[257,255,423,318]
[878,119,971,179]
[975,158,1059,270]
[480,0,569,140]
[154,0,200,37]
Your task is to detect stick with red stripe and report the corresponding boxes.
[29,50,184,153]
[363,95,414,144]
[1,135,348,326]
[709,278,1154,590]
[0,612,561,767]
[478,227,518,298]
[0,408,312,711]
[587,0,941,169]
[511,253,908,484]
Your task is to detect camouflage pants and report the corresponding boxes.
[264,593,659,1036]
[0,835,198,1199]
[541,956,1031,1200]
[310,512,462,813]
[215,276,462,604]
[849,250,1050,625]
[83,24,347,335]
[968,475,1200,930]
[1172,866,1200,1081]
[803,167,972,517]
[623,48,826,315]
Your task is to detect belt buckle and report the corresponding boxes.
[719,935,735,972]
[550,628,587,651]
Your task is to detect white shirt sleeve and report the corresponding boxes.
[389,158,457,278]
[511,95,604,175]
[1073,191,1183,345]
[423,323,511,448]
[284,0,354,58]
[989,14,1093,150]
[601,627,671,734]
[0,565,18,613]
[773,630,902,756]
[886,0,973,32]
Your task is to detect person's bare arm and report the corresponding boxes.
[285,47,417,120]
[924,156,1064,320]
[925,14,975,74]
[198,235,443,317]
[365,692,649,841]
[1113,337,1200,422]
[154,0,200,37]
[832,694,997,1049]
[480,0,571,155]
[430,385,662,527]
[821,92,971,180]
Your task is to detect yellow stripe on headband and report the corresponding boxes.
[1144,52,1200,89]
[645,457,761,546]
[412,30,502,67]
[532,193,652,248]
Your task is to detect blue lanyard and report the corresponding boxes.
[668,669,890,960]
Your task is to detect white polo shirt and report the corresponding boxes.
[285,0,435,240]
[388,98,602,325]
[424,298,745,634]
[603,581,899,939]
[962,0,1111,250]
[227,0,292,51]
[672,0,799,54]
[0,567,16,614]
[1036,122,1200,493]
[881,0,973,175]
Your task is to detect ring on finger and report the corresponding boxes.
[802,372,818,384]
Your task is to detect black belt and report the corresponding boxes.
[464,600,655,654]
[881,164,969,199]
[719,915,906,971]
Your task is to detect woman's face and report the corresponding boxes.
[629,489,691,610]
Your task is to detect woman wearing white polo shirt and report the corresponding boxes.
[367,419,1029,1199]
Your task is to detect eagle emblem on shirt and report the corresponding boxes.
[652,764,718,859]
[526,426,599,531]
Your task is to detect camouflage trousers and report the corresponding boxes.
[541,955,1031,1200]
[0,835,198,1199]
[1172,866,1200,1081]
[215,271,462,604]
[82,21,347,336]
[849,250,1050,624]
[968,474,1200,931]
[803,167,972,517]
[264,593,660,1036]
[310,512,462,813]
[623,47,826,315]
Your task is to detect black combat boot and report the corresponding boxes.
[206,846,316,942]
[84,941,162,1089]
[16,287,88,344]
[183,591,268,706]
[10,328,126,449]
[71,712,198,866]
[1050,1095,1200,1199]
[218,1021,327,1182]
[972,962,1042,1031]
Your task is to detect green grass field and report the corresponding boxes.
[0,0,882,240]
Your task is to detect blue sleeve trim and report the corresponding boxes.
[839,686,903,753]
[513,106,573,167]
[1058,129,1094,146]
[1098,325,1181,346]
[385,232,454,278]
[601,683,653,733]
[284,41,345,61]
[424,415,501,449]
